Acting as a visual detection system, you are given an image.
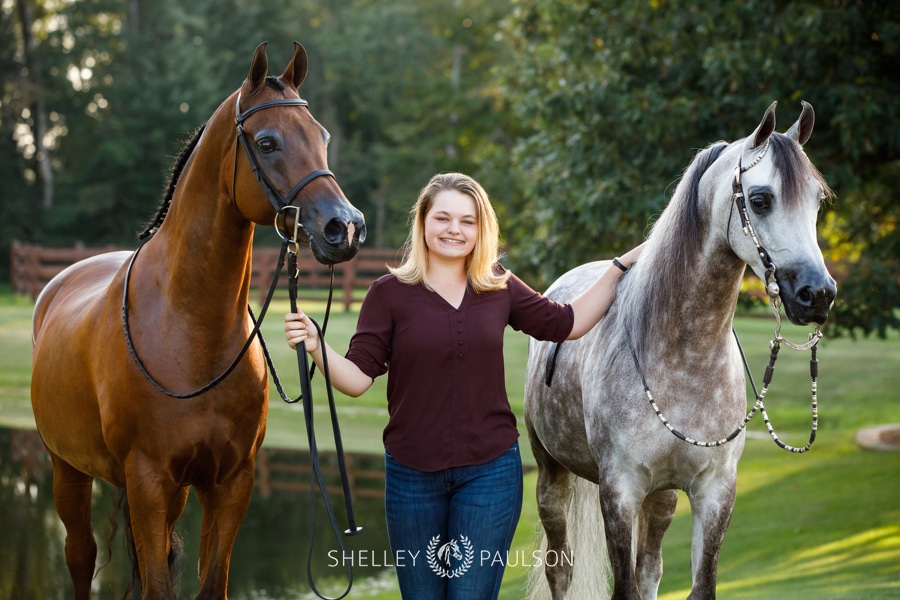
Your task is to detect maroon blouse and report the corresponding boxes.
[344,267,574,472]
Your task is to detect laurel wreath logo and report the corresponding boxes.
[425,534,474,578]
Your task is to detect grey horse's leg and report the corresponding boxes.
[531,433,576,599]
[686,477,737,600]
[598,469,643,600]
[636,489,678,600]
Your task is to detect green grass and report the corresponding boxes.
[5,293,900,599]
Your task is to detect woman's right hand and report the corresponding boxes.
[284,311,319,353]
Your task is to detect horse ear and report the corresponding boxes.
[786,100,815,146]
[748,101,778,150]
[282,42,308,90]
[247,41,269,94]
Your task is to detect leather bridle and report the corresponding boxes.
[730,139,822,351]
[233,92,335,243]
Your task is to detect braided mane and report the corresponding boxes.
[138,123,207,240]
[138,78,290,241]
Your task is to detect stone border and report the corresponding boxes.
[855,424,900,452]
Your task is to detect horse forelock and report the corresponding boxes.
[767,133,833,210]
[622,141,729,357]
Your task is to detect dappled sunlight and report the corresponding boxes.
[788,525,900,574]
[660,526,900,599]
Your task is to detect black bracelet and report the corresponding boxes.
[612,257,628,273]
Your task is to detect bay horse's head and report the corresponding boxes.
[714,101,836,326]
[233,42,365,264]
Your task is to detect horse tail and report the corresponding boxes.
[526,476,612,600]
[107,487,185,599]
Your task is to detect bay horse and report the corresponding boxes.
[524,102,835,599]
[30,42,365,599]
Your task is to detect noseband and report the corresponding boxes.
[233,92,334,243]
[731,139,822,352]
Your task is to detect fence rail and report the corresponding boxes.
[255,447,385,499]
[11,241,402,311]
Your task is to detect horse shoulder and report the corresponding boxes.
[31,251,135,485]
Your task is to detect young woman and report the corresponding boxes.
[285,172,642,599]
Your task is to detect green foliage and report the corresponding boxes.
[2,0,898,335]
[497,0,900,337]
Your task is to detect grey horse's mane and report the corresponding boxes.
[611,132,832,362]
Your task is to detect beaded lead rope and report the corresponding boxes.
[629,317,820,452]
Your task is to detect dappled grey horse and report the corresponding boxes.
[524,102,835,600]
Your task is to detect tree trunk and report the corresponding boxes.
[16,0,54,209]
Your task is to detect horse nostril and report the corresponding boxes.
[323,218,347,245]
[797,285,836,308]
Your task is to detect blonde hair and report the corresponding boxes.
[390,172,510,293]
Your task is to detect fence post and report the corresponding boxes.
[10,241,22,296]
[342,257,357,312]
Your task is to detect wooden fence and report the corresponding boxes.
[10,241,402,311]
[255,446,385,499]
[6,428,384,500]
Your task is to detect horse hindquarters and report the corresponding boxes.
[31,252,132,480]
[525,342,609,600]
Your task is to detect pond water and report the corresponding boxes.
[0,426,395,599]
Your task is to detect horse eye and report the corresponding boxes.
[749,192,772,214]
[256,137,276,153]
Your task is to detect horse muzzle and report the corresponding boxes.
[778,267,837,326]
[280,202,366,265]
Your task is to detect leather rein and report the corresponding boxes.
[122,93,361,599]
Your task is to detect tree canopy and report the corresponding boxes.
[2,0,897,337]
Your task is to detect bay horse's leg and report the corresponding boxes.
[635,489,678,600]
[686,477,737,600]
[193,465,256,599]
[124,457,186,600]
[531,437,576,599]
[49,453,97,600]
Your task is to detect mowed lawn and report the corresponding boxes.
[2,291,898,599]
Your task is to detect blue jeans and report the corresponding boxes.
[384,442,523,600]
